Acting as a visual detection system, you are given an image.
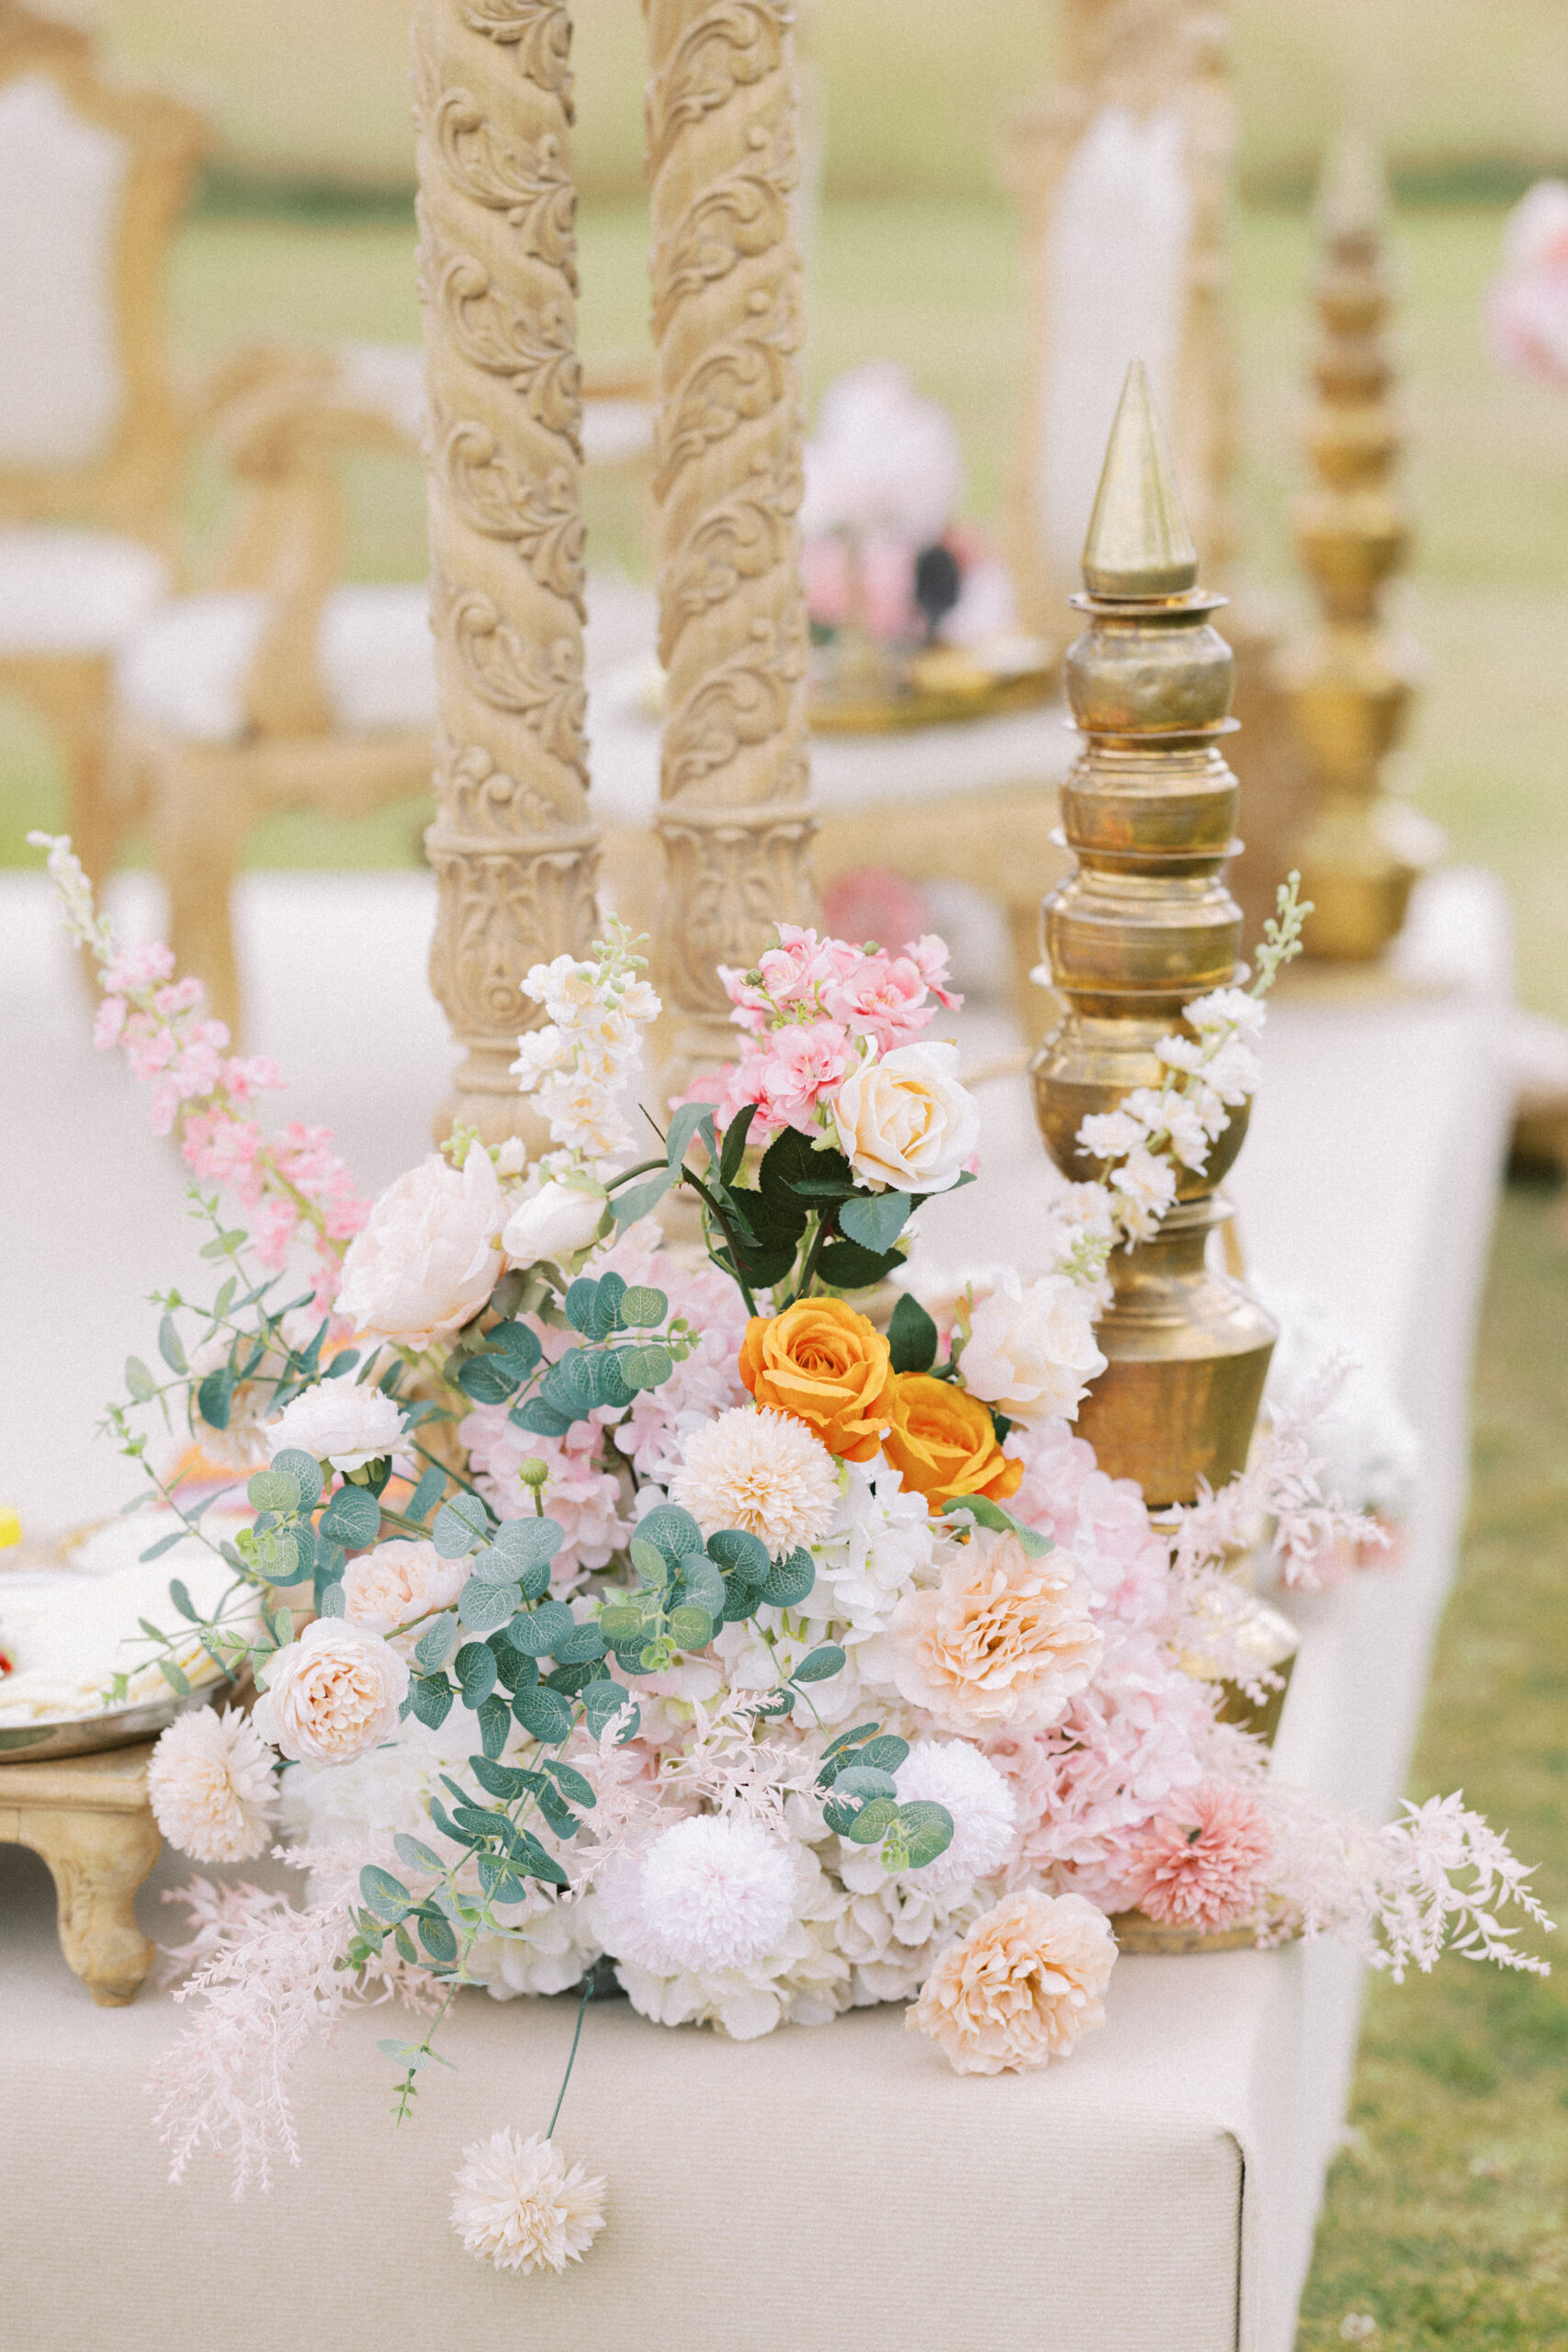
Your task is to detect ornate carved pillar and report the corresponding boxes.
[1006,0,1237,633]
[415,0,599,1145]
[644,0,819,1097]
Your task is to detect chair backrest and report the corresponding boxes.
[0,2,209,545]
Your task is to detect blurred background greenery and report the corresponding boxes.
[6,8,1568,2347]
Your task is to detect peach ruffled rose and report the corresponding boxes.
[341,1537,468,1638]
[909,1890,1117,2075]
[253,1618,410,1766]
[739,1296,895,1464]
[889,1528,1101,1734]
[881,1372,1023,1510]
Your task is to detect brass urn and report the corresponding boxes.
[1030,361,1276,1508]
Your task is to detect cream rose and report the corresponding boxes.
[335,1145,505,1349]
[341,1538,468,1637]
[889,1529,1101,1734]
[830,1042,979,1195]
[502,1176,607,1269]
[253,1618,409,1766]
[908,1891,1116,2075]
[960,1270,1108,1423]
[266,1381,404,1473]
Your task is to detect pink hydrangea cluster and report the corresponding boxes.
[90,932,367,1303]
[459,1406,629,1590]
[711,925,960,1142]
[985,1415,1217,1907]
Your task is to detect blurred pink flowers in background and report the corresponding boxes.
[1486,179,1568,390]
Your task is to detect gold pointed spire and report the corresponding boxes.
[1080,359,1198,600]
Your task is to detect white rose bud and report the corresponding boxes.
[334,1145,504,1349]
[502,1176,607,1270]
[266,1380,404,1473]
[253,1618,410,1766]
[831,1041,979,1195]
[961,1269,1108,1423]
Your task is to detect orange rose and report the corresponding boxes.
[882,1373,1024,1512]
[739,1297,895,1464]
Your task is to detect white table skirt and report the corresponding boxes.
[0,866,1514,2351]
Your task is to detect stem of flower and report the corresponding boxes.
[547,1973,594,2141]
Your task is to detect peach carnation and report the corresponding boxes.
[908,1889,1116,2075]
[146,1705,277,1863]
[889,1530,1102,1734]
[1122,1781,1273,1933]
[341,1537,467,1637]
[671,1407,840,1557]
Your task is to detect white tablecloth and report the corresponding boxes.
[0,866,1514,2351]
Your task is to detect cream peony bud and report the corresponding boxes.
[341,1537,468,1636]
[830,1042,979,1195]
[334,1145,504,1349]
[265,1381,404,1473]
[501,1177,607,1270]
[960,1269,1108,1423]
[253,1618,409,1766]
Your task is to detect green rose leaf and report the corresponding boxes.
[610,1168,677,1232]
[887,1292,939,1375]
[817,1238,905,1291]
[839,1190,915,1255]
[939,1496,1052,1556]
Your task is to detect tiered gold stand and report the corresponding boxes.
[1030,362,1276,1510]
[1276,135,1442,963]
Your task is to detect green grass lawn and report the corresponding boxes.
[1296,1186,1568,2350]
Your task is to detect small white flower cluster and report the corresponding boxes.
[1077,985,1266,1241]
[510,920,660,1168]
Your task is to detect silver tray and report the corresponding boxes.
[0,1674,232,1764]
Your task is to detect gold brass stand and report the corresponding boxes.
[0,1742,161,2005]
[1030,362,1275,1508]
[1276,135,1441,963]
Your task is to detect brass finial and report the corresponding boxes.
[1080,360,1199,600]
[1031,367,1276,1510]
[1277,134,1441,961]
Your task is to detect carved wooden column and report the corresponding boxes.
[415,0,599,1145]
[644,0,818,1096]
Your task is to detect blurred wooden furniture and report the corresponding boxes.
[112,344,435,1039]
[0,1,209,891]
[1005,0,1235,632]
[0,1740,160,2006]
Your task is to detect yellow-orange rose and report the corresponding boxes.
[739,1297,895,1464]
[882,1373,1023,1511]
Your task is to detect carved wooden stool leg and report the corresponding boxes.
[17,1803,161,2007]
[0,1744,163,2007]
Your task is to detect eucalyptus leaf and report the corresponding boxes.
[157,1313,187,1374]
[581,1680,637,1741]
[138,1531,186,1563]
[618,1285,668,1329]
[940,1496,1052,1556]
[667,1603,715,1651]
[247,1467,302,1517]
[392,1833,445,1875]
[513,1684,572,1743]
[432,1493,493,1559]
[510,1397,573,1439]
[636,1504,704,1568]
[197,1366,235,1431]
[403,1464,446,1524]
[476,1694,511,1759]
[759,1548,815,1608]
[455,1642,498,1709]
[844,1795,899,1845]
[791,1642,845,1684]
[893,1800,954,1870]
[619,1342,674,1392]
[508,1598,575,1657]
[705,1526,771,1587]
[156,1657,191,1698]
[457,1577,520,1634]
[124,1355,156,1404]
[318,1484,379,1549]
[488,1517,564,1576]
[359,1864,411,1924]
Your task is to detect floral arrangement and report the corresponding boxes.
[30,834,1550,2278]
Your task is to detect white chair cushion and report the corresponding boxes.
[117,583,435,744]
[0,526,168,654]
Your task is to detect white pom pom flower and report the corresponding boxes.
[891,1738,1018,1896]
[606,1815,798,1976]
[146,1706,277,1863]
[671,1407,840,1557]
[450,2128,605,2275]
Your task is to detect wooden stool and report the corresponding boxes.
[0,1742,161,2005]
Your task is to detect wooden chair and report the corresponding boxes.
[0,2,210,890]
[111,344,436,1039]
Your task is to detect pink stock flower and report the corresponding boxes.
[824,950,937,1052]
[1122,1781,1274,1934]
[103,940,175,993]
[1487,181,1568,391]
[908,933,960,1009]
[93,994,128,1048]
[821,866,931,956]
